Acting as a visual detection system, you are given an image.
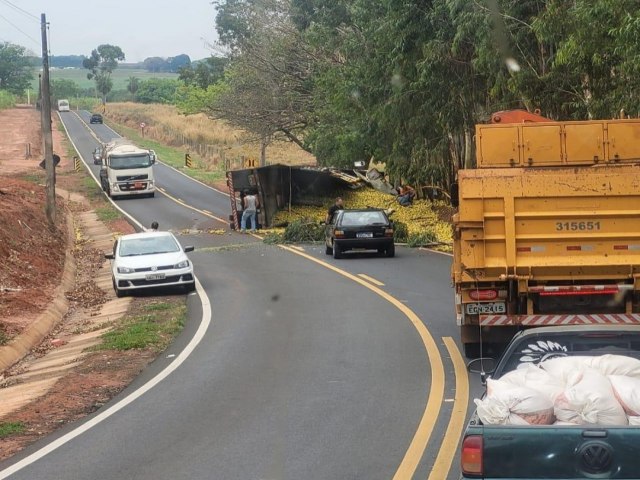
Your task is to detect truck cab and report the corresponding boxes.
[99,139,155,199]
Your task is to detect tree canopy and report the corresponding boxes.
[178,0,640,187]
[0,42,34,95]
[82,44,125,101]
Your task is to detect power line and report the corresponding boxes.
[0,0,39,22]
[0,12,39,46]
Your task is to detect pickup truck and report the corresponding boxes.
[461,325,640,479]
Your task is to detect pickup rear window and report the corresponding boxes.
[497,331,640,377]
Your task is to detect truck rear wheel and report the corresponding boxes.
[463,343,481,359]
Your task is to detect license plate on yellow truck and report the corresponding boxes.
[465,302,506,315]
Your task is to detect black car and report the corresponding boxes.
[92,146,103,164]
[325,209,395,259]
[89,113,103,124]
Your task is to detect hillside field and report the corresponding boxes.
[31,68,179,91]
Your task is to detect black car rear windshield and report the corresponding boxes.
[339,211,387,227]
[498,331,640,376]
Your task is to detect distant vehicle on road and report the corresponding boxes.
[149,149,157,163]
[90,113,103,124]
[325,209,395,259]
[105,231,195,297]
[57,99,70,112]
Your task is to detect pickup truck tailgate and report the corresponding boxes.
[481,425,638,478]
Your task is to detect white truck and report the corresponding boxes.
[57,99,70,112]
[99,139,156,198]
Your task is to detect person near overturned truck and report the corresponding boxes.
[241,190,259,232]
[397,185,416,206]
[326,197,344,224]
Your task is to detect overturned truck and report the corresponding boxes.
[226,165,364,229]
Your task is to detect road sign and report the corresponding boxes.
[140,122,146,128]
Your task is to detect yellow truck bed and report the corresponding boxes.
[454,164,640,283]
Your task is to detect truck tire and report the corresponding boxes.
[464,343,481,359]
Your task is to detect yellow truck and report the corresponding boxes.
[452,110,640,358]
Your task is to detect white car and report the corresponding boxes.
[105,231,195,297]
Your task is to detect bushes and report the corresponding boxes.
[407,230,437,247]
[393,221,408,242]
[0,90,16,110]
[283,218,325,242]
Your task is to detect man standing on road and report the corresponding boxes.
[241,190,259,233]
[326,197,344,224]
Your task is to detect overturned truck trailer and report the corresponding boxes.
[226,165,362,229]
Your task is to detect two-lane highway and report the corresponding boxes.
[0,111,479,479]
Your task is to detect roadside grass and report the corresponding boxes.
[0,422,25,438]
[95,205,120,222]
[103,102,316,171]
[96,300,186,352]
[104,120,226,185]
[19,172,43,184]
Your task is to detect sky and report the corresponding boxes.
[0,0,219,62]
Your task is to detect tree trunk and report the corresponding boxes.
[464,127,473,169]
[260,136,267,167]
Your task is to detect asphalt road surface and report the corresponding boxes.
[0,112,483,480]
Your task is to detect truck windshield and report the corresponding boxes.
[109,154,152,169]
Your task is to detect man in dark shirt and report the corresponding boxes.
[326,197,344,223]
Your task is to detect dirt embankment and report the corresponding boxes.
[0,107,156,461]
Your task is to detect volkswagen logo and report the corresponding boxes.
[579,442,613,474]
[151,266,157,271]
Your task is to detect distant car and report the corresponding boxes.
[92,146,103,164]
[105,231,196,297]
[89,113,103,124]
[149,149,157,163]
[325,208,395,259]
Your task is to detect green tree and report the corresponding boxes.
[135,78,180,104]
[127,76,140,98]
[179,56,228,89]
[51,79,81,100]
[82,44,125,101]
[0,42,33,95]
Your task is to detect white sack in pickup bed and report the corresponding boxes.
[540,355,640,381]
[555,368,628,425]
[476,381,555,425]
[628,416,640,426]
[609,375,640,416]
[495,364,566,402]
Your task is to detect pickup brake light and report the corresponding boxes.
[461,435,483,476]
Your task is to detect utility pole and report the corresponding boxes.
[41,13,56,227]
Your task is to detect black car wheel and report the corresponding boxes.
[325,244,333,255]
[332,241,342,259]
[386,243,395,258]
[113,278,125,298]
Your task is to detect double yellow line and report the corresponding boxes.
[149,185,469,479]
[278,246,469,479]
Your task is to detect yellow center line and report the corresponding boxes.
[277,245,444,480]
[357,273,385,286]
[158,189,229,225]
[428,337,469,480]
[289,245,305,251]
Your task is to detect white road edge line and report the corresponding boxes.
[0,116,214,479]
[0,280,211,479]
